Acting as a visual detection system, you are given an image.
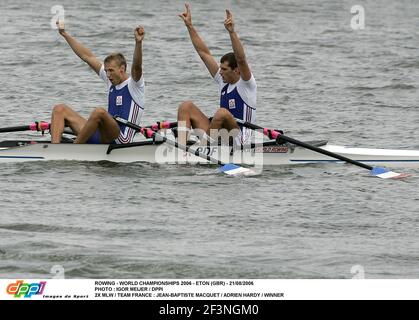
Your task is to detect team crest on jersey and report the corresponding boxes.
[228,99,236,109]
[116,95,123,106]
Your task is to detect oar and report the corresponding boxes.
[114,116,253,176]
[0,121,50,133]
[146,120,177,131]
[235,118,409,179]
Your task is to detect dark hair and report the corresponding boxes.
[220,52,237,69]
[104,53,127,71]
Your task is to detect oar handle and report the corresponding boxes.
[141,127,156,139]
[149,121,177,131]
[29,122,50,132]
[113,115,177,132]
[0,121,50,133]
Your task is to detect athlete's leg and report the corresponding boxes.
[74,107,120,144]
[50,104,87,143]
[177,100,210,145]
[209,108,240,144]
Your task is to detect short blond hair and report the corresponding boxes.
[104,53,127,71]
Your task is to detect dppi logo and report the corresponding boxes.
[6,280,46,298]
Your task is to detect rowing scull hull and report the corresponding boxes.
[1,141,419,167]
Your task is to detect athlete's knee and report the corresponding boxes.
[89,107,108,122]
[52,104,70,115]
[178,100,196,114]
[213,108,232,120]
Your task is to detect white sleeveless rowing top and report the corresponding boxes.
[214,70,257,143]
[99,65,145,144]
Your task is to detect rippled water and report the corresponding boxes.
[1,0,419,279]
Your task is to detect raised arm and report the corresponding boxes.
[131,26,144,82]
[224,10,252,81]
[56,20,102,75]
[179,3,219,77]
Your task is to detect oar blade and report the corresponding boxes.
[371,167,410,179]
[219,164,255,176]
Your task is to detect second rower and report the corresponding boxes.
[177,4,257,145]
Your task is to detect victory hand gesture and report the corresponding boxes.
[224,10,235,33]
[179,3,192,27]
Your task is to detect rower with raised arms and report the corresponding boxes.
[50,20,145,144]
[177,4,257,145]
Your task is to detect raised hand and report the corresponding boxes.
[134,26,145,42]
[224,9,235,33]
[179,3,192,27]
[56,19,65,36]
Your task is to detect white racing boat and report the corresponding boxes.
[1,138,419,167]
[0,119,414,179]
